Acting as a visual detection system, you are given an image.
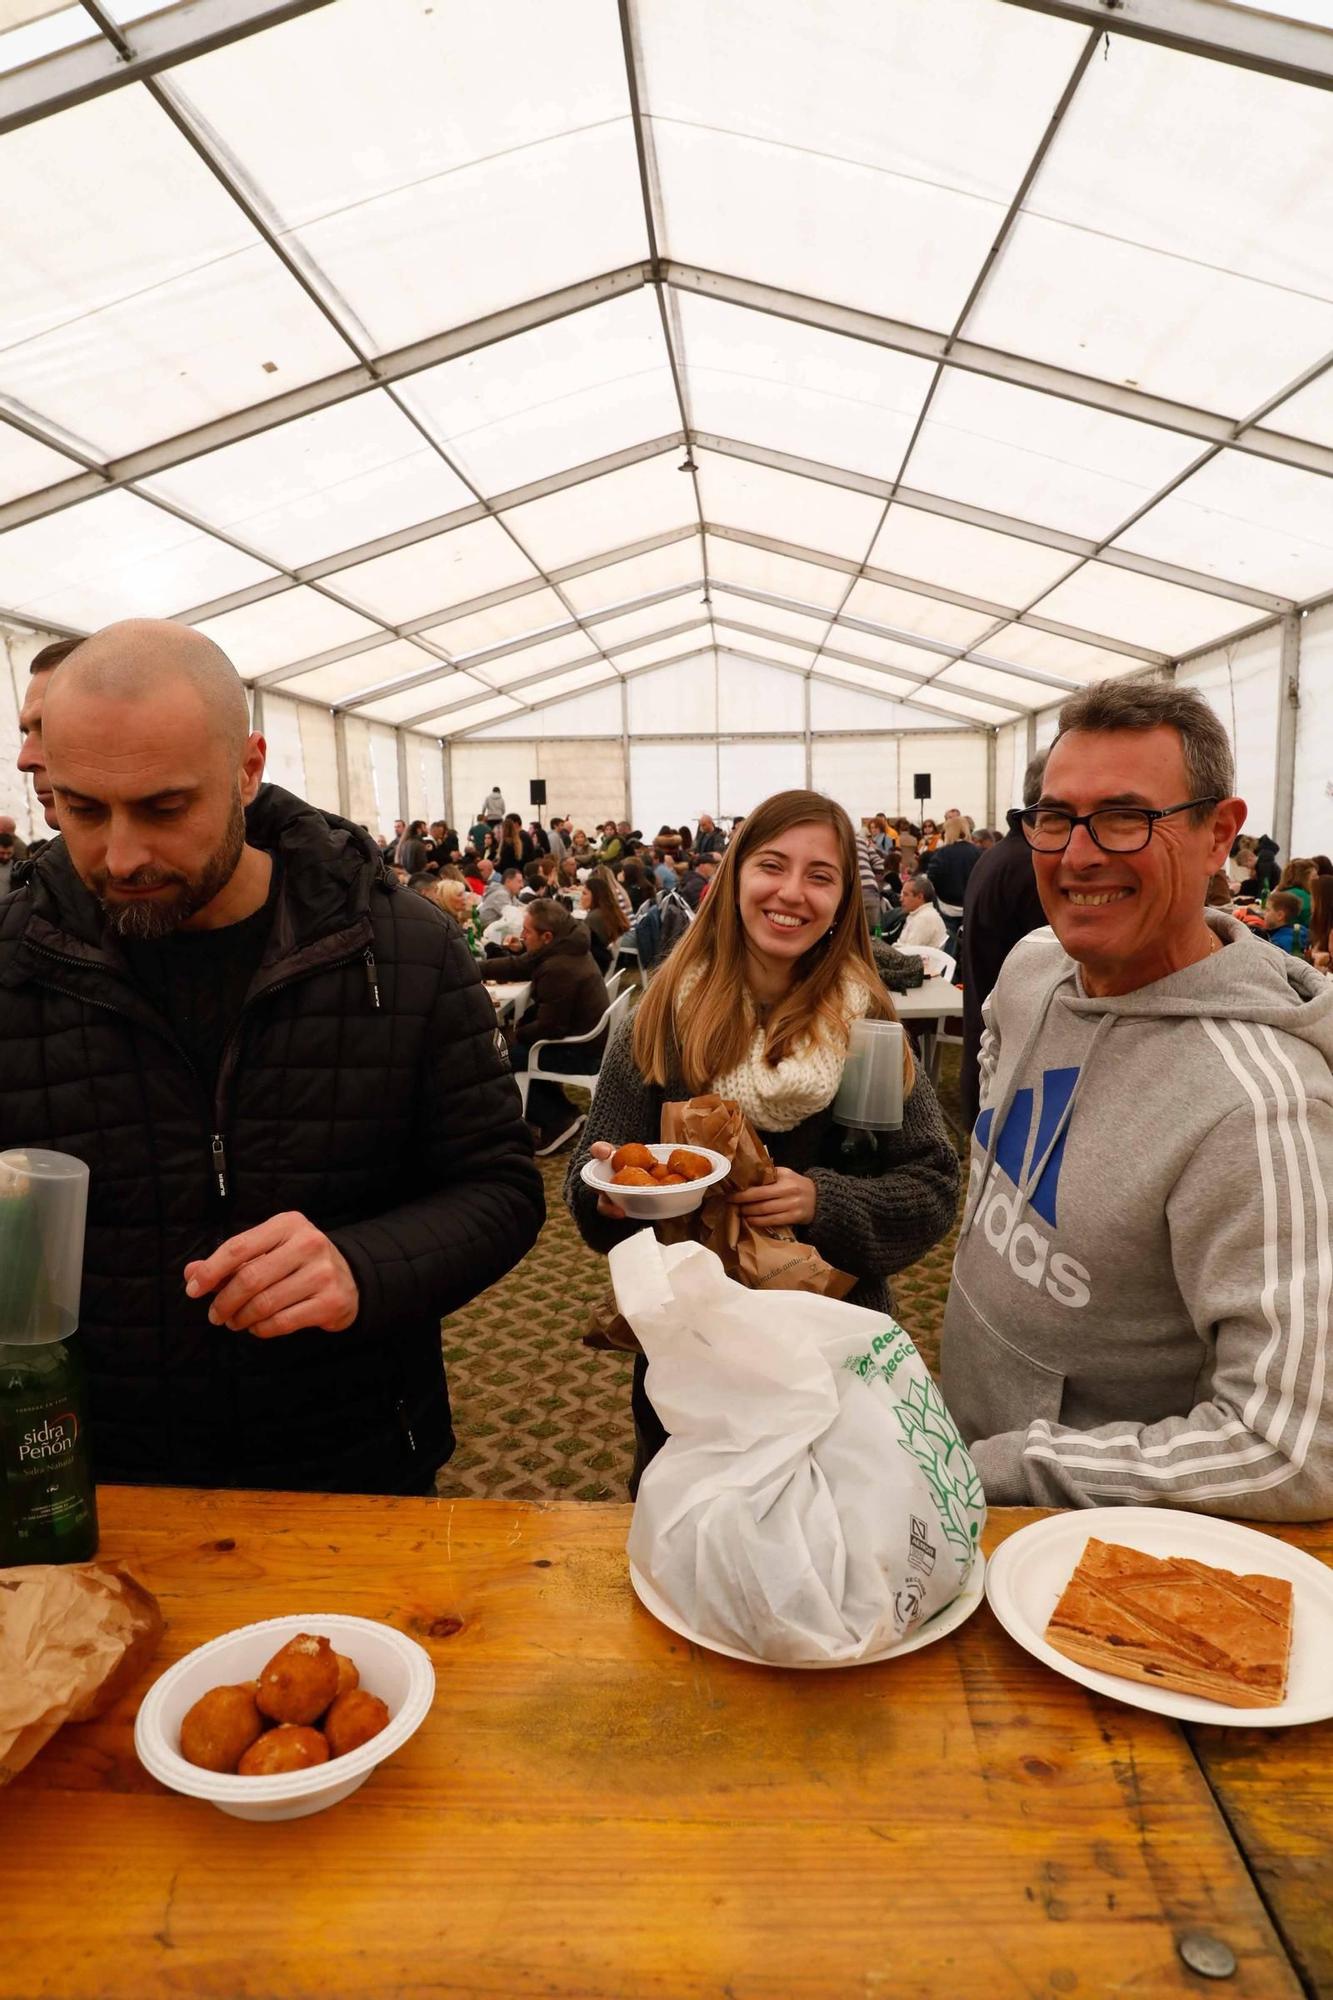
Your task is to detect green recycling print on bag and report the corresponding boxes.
[846,1332,985,1577]
[893,1375,985,1575]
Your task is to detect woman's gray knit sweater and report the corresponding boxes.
[564,1016,959,1317]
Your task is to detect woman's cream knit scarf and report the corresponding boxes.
[678,969,873,1133]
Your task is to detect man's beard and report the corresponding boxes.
[94,795,247,942]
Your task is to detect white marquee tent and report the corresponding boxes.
[1,0,1331,849]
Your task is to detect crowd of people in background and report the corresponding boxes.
[368,790,1333,1142]
[323,755,1333,1174]
[5,625,1331,1520]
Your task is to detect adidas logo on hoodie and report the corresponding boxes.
[966,1065,1092,1309]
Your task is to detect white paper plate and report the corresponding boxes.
[581,1143,731,1220]
[629,1552,985,1670]
[135,1613,435,1820]
[985,1508,1333,1727]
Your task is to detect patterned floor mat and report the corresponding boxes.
[434,1050,966,1502]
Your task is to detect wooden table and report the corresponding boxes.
[4,1490,1328,2000]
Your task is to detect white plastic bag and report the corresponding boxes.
[612,1230,985,1665]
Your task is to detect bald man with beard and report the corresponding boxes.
[0,620,543,1494]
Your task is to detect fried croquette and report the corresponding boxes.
[237,1724,331,1776]
[324,1689,391,1757]
[331,1650,360,1698]
[611,1167,656,1187]
[610,1143,656,1173]
[255,1632,340,1725]
[647,1163,672,1181]
[660,1173,687,1185]
[179,1683,265,1774]
[667,1148,712,1182]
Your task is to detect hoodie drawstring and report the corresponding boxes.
[960,966,1117,1245]
[961,979,1062,1242]
[1015,1011,1115,1216]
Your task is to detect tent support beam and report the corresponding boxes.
[620,678,631,820]
[168,422,1289,647]
[714,618,1028,714]
[7,258,1330,543]
[112,65,641,698]
[0,606,83,640]
[396,730,410,830]
[616,0,713,632]
[0,0,342,138]
[397,620,716,728]
[324,575,1083,716]
[798,27,1101,686]
[666,268,1333,481]
[698,434,1294,614]
[351,585,1075,723]
[0,266,656,538]
[445,639,1004,740]
[333,711,351,821]
[1274,614,1301,858]
[993,0,1333,93]
[253,551,1132,719]
[705,524,1170,663]
[242,526,703,667]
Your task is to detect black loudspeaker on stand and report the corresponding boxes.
[529,778,547,807]
[913,772,931,812]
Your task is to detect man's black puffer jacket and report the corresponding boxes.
[0,785,544,1493]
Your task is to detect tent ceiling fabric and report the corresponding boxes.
[2,0,1331,743]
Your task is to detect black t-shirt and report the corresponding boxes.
[122,857,280,1098]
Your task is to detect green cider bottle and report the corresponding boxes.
[0,1335,98,1564]
[0,1148,98,1567]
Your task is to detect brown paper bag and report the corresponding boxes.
[584,1093,854,1351]
[0,1561,164,1784]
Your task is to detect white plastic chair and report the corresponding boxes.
[607,932,640,977]
[604,966,629,1002]
[516,987,633,1119]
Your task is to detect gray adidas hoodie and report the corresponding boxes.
[941,912,1333,1519]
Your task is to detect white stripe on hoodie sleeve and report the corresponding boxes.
[971,1018,1333,1520]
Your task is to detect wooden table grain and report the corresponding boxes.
[1184,1514,1333,2000]
[1,1489,1322,2000]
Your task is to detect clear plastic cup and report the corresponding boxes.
[0,1148,90,1344]
[832,1020,905,1132]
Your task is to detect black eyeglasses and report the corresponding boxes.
[1007,799,1220,855]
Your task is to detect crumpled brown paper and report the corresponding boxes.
[585,1094,855,1352]
[0,1562,164,1784]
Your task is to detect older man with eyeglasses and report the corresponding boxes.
[941,680,1333,1520]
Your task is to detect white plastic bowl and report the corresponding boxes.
[134,1613,435,1822]
[581,1142,731,1220]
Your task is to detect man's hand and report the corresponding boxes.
[730,1168,817,1227]
[184,1213,359,1339]
[589,1141,628,1219]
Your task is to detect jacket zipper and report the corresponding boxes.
[26,942,222,1191]
[27,927,393,1469]
[27,937,380,1202]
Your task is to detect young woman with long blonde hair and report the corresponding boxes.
[566,789,959,1486]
